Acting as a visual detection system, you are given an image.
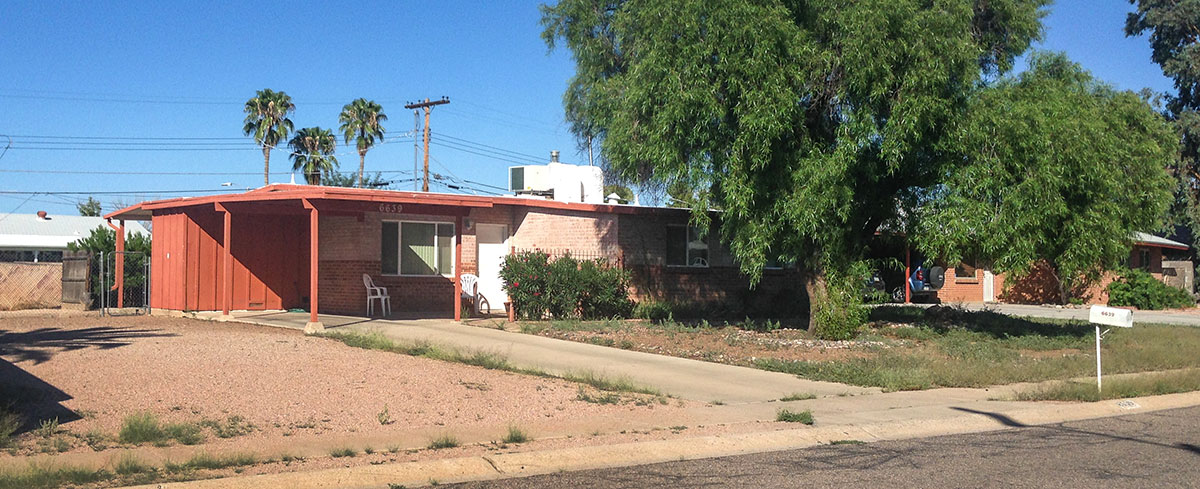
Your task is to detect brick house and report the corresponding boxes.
[932,233,1191,304]
[105,184,800,330]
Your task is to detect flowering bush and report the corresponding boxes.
[500,251,632,320]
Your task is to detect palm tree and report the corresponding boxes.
[288,127,339,185]
[243,89,296,186]
[338,98,387,187]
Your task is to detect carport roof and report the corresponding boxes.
[104,184,688,221]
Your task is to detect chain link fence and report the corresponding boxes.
[100,251,150,316]
[0,250,65,311]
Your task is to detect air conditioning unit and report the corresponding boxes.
[509,165,551,194]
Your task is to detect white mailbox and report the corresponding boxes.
[1089,305,1133,328]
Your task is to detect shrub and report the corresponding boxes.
[427,434,459,450]
[502,425,529,444]
[1107,268,1194,310]
[330,447,357,458]
[633,301,673,322]
[501,251,631,320]
[812,263,870,340]
[776,408,814,424]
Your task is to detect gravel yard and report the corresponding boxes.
[0,315,689,461]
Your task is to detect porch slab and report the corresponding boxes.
[193,310,879,403]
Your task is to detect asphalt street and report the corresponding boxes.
[440,406,1200,488]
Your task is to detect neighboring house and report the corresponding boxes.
[105,185,801,329]
[0,210,149,262]
[935,232,1191,304]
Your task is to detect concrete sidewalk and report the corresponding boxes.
[197,310,878,403]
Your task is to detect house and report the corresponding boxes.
[104,184,801,330]
[933,232,1192,304]
[0,210,148,262]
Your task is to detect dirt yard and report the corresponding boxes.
[0,315,701,473]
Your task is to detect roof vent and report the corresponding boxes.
[550,150,560,163]
[36,210,48,220]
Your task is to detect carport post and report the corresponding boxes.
[216,203,232,319]
[302,199,324,333]
[905,244,912,303]
[454,215,463,321]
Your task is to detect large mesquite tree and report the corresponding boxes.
[541,0,1046,329]
[917,53,1177,303]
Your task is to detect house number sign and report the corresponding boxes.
[379,203,404,213]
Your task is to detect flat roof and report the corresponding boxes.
[0,213,149,250]
[105,184,690,221]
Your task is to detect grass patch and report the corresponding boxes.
[776,409,814,424]
[164,422,205,445]
[1014,369,1200,401]
[779,392,817,402]
[330,447,357,458]
[113,453,152,475]
[427,434,459,450]
[502,425,530,444]
[560,370,661,396]
[830,439,865,445]
[0,463,109,489]
[178,452,258,471]
[119,412,166,444]
[758,306,1200,391]
[199,415,254,438]
[576,387,621,405]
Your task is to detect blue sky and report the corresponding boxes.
[0,0,1176,217]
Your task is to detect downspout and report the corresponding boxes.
[106,218,126,308]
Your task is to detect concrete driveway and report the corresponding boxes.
[198,311,878,403]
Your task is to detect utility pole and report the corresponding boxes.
[404,97,450,192]
[412,110,419,191]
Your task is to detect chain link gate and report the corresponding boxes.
[100,251,150,316]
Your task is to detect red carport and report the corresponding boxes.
[105,185,492,331]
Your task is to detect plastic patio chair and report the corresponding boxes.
[362,274,391,317]
[460,273,484,314]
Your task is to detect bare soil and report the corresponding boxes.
[0,315,694,464]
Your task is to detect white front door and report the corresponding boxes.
[983,270,995,302]
[475,224,509,313]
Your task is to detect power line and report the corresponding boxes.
[435,133,547,161]
[430,139,538,166]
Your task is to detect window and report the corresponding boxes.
[764,256,794,270]
[1137,249,1151,270]
[666,225,708,267]
[954,259,978,280]
[381,221,455,276]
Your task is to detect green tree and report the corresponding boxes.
[325,171,391,188]
[76,197,101,216]
[542,0,1046,330]
[67,226,152,307]
[338,98,388,188]
[288,127,339,185]
[1126,0,1200,247]
[243,89,296,186]
[917,52,1176,303]
[603,184,634,203]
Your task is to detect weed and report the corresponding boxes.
[83,429,110,451]
[387,444,401,454]
[710,400,726,406]
[330,447,357,458]
[561,371,660,396]
[364,446,376,455]
[388,484,408,489]
[669,425,688,432]
[502,425,529,444]
[830,439,865,445]
[427,434,459,450]
[0,462,109,489]
[618,340,635,350]
[576,387,621,405]
[776,409,814,424]
[779,393,817,402]
[171,452,258,471]
[35,418,59,438]
[0,408,19,447]
[200,415,254,438]
[377,405,394,425]
[119,413,165,444]
[113,453,151,475]
[586,336,616,347]
[164,423,205,445]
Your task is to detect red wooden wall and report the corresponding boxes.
[151,207,309,311]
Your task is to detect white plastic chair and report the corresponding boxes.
[460,273,484,314]
[362,274,391,317]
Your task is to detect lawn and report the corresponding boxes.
[515,305,1200,392]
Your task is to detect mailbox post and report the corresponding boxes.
[1088,305,1133,392]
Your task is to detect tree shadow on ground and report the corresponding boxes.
[951,406,1200,457]
[869,305,1092,340]
[0,325,176,364]
[1,358,79,434]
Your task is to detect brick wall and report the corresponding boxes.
[510,207,620,257]
[936,267,984,303]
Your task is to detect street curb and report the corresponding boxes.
[120,390,1200,489]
